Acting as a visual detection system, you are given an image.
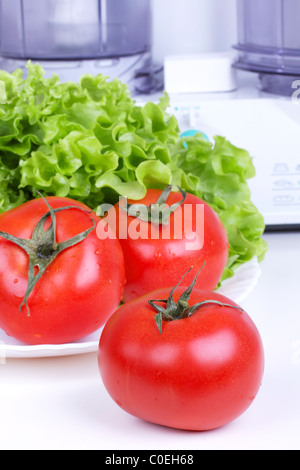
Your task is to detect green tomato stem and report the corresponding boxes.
[119,184,187,226]
[0,191,96,316]
[149,265,244,334]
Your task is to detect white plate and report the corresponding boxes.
[0,258,261,359]
[216,256,262,305]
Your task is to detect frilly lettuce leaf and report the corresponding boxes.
[0,62,267,282]
[168,134,268,281]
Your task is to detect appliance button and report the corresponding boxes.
[273,195,295,203]
[273,163,289,174]
[273,180,294,188]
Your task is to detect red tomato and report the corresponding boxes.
[0,196,125,345]
[111,187,229,303]
[99,273,264,431]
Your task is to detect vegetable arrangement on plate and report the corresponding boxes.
[0,62,267,430]
[0,62,267,282]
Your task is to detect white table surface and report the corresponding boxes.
[0,231,299,451]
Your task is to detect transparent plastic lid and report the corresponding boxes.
[234,0,300,75]
[0,0,152,60]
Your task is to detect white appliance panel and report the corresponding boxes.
[170,98,300,229]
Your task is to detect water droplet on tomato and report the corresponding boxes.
[13,279,18,284]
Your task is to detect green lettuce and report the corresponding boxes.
[168,135,268,281]
[0,62,267,282]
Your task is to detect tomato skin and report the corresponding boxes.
[0,197,125,345]
[99,288,264,431]
[113,190,229,303]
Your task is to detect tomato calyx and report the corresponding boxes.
[149,266,244,334]
[0,192,96,316]
[119,185,187,225]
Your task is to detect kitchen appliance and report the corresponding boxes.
[0,0,162,94]
[159,0,300,231]
[234,0,300,96]
[166,81,300,231]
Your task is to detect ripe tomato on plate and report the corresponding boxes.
[99,269,264,431]
[109,186,229,303]
[0,196,125,345]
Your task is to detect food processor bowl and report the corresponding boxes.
[0,0,162,94]
[234,0,300,96]
[0,0,152,59]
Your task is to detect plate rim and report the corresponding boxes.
[0,258,261,359]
